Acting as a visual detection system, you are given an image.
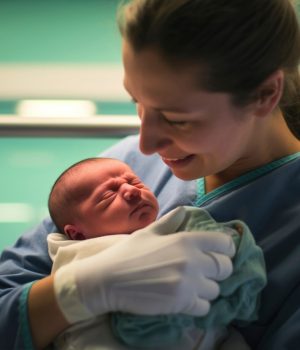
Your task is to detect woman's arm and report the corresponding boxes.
[0,218,55,350]
[0,136,145,350]
[0,135,201,349]
[28,276,70,349]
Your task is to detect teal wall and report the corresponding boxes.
[0,0,122,63]
[0,0,127,251]
[1,0,299,64]
[0,137,120,251]
[0,0,134,114]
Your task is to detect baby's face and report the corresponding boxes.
[68,159,159,239]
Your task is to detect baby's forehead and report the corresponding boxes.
[66,160,139,203]
[76,158,129,173]
[93,159,134,177]
[72,160,135,188]
[102,159,132,172]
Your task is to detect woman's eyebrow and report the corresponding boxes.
[123,80,189,112]
[161,107,190,114]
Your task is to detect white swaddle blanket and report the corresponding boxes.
[48,206,251,350]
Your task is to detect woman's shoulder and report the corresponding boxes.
[0,216,54,279]
[100,135,143,161]
[100,135,163,173]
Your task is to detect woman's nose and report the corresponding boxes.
[121,183,141,201]
[138,106,172,155]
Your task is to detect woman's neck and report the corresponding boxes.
[205,111,300,193]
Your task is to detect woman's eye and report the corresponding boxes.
[162,114,188,126]
[166,119,188,127]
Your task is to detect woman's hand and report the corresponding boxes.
[54,207,235,323]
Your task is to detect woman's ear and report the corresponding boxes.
[254,69,284,117]
[64,224,86,240]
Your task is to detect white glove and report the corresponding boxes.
[54,207,235,323]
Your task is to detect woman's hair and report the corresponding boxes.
[118,0,300,138]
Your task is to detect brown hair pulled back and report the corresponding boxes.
[118,0,300,138]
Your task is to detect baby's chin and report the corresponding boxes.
[129,212,157,233]
[130,204,157,224]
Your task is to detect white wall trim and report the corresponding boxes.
[0,63,128,100]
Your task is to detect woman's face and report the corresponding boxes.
[122,41,259,181]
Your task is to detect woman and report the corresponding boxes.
[1,1,300,349]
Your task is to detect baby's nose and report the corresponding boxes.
[121,183,141,201]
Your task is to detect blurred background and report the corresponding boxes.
[1,1,300,251]
[0,0,138,250]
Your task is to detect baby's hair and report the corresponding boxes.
[48,157,119,233]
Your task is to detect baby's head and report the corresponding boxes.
[48,158,159,240]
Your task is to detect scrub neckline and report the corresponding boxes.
[193,151,300,207]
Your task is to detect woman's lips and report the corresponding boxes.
[162,154,195,168]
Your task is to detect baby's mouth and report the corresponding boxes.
[130,202,149,215]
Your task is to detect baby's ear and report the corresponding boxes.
[64,224,86,240]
